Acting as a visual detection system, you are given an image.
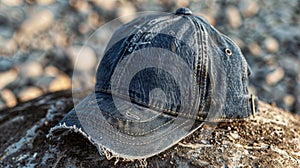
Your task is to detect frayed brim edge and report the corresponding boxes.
[47,123,148,166]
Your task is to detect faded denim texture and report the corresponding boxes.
[52,8,258,159]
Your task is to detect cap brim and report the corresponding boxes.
[50,92,204,160]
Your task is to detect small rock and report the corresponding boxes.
[0,57,13,72]
[20,10,54,36]
[93,0,116,10]
[19,87,43,102]
[240,1,260,17]
[2,0,23,6]
[1,89,17,107]
[117,2,136,23]
[21,61,43,78]
[230,132,240,139]
[226,6,242,28]
[0,38,16,55]
[248,42,262,56]
[69,0,90,13]
[266,67,285,85]
[36,0,55,5]
[5,39,17,54]
[177,0,190,7]
[200,139,209,144]
[79,23,91,35]
[49,74,71,92]
[54,31,68,47]
[284,94,295,107]
[264,37,279,53]
[44,66,60,77]
[69,46,97,71]
[0,68,18,90]
[88,11,103,29]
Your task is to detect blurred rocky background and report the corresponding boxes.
[0,0,299,114]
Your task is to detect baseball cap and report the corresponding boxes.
[50,8,257,160]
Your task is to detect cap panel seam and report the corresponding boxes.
[191,16,209,118]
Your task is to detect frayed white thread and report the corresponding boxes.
[114,157,120,165]
[48,123,149,167]
[138,158,148,168]
[103,148,113,160]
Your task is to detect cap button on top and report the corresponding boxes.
[175,7,192,15]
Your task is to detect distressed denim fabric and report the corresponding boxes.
[51,8,257,159]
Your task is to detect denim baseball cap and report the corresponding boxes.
[50,8,257,160]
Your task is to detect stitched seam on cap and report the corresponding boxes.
[100,119,189,145]
[96,108,176,136]
[194,19,209,118]
[200,24,209,115]
[97,89,207,121]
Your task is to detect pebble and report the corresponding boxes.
[118,2,136,23]
[264,37,279,53]
[36,0,55,5]
[2,0,23,6]
[284,94,295,107]
[240,1,260,17]
[200,139,209,144]
[21,61,43,78]
[49,74,71,92]
[69,46,97,71]
[20,10,54,36]
[0,69,18,90]
[69,0,90,13]
[79,23,91,35]
[226,6,242,28]
[19,87,43,102]
[0,38,17,56]
[44,66,59,77]
[177,0,190,7]
[88,11,103,29]
[230,132,239,139]
[54,31,68,48]
[93,0,116,10]
[248,42,263,56]
[266,67,285,85]
[1,89,17,107]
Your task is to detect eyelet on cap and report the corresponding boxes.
[225,48,232,56]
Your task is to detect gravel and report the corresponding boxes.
[0,0,299,114]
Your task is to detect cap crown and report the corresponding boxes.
[95,11,252,121]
